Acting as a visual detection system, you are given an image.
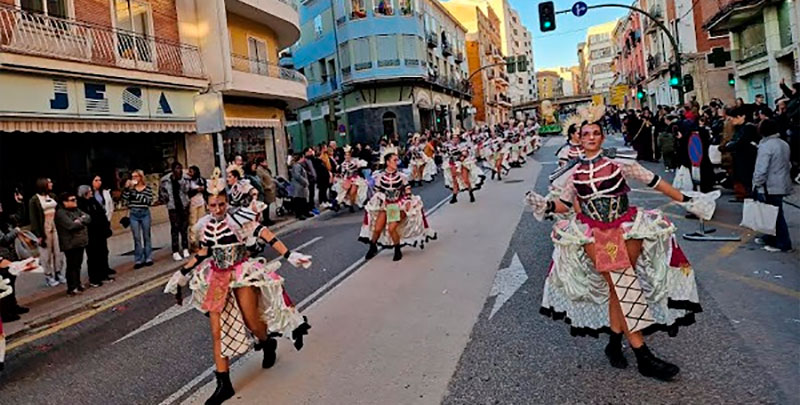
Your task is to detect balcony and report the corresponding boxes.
[426,32,438,48]
[646,53,667,74]
[733,43,768,64]
[441,41,452,57]
[225,0,300,48]
[427,73,471,96]
[374,5,394,16]
[229,53,307,109]
[0,5,203,80]
[498,94,512,106]
[644,5,663,35]
[454,52,464,63]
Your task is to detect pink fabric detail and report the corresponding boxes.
[202,269,232,313]
[591,227,631,273]
[669,238,691,269]
[282,288,295,308]
[576,207,638,230]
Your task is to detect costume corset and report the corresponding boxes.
[376,171,405,202]
[579,195,630,222]
[572,156,631,200]
[211,243,248,269]
[342,160,359,177]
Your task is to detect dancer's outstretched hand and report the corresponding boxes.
[525,191,549,221]
[164,270,190,295]
[288,252,312,269]
[679,190,721,221]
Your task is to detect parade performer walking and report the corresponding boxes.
[332,146,369,212]
[408,134,437,186]
[490,134,510,181]
[360,153,436,262]
[555,123,585,166]
[164,171,312,405]
[443,133,485,204]
[526,118,715,382]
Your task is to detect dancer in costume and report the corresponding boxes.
[490,133,510,181]
[443,133,486,204]
[0,257,40,371]
[507,131,526,168]
[332,146,369,212]
[526,118,716,381]
[408,134,437,186]
[360,153,436,262]
[555,123,585,166]
[164,171,312,405]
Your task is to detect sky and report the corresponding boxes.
[508,0,626,70]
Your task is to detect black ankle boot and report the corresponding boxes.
[205,371,235,405]
[469,190,475,203]
[349,205,355,213]
[604,332,628,369]
[449,194,458,204]
[632,345,680,381]
[392,245,403,261]
[491,171,496,180]
[255,337,278,369]
[365,243,379,260]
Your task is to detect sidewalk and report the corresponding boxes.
[4,205,326,342]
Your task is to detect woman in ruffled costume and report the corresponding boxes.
[408,134,437,187]
[164,171,312,405]
[332,146,369,212]
[0,257,40,372]
[507,131,527,168]
[555,123,585,166]
[360,153,436,262]
[443,133,486,204]
[526,115,716,381]
[490,134,510,181]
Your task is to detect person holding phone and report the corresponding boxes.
[122,170,154,269]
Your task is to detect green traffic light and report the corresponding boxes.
[728,79,735,85]
[544,21,552,28]
[670,77,679,86]
[637,92,644,99]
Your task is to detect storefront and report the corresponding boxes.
[222,102,290,179]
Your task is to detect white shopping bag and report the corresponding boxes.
[708,145,722,165]
[672,166,693,191]
[740,198,779,236]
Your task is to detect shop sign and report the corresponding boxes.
[0,72,195,120]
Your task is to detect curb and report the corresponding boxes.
[7,210,329,342]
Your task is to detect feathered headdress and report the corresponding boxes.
[207,167,226,196]
[562,104,607,136]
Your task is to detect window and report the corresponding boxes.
[113,0,154,63]
[353,37,372,70]
[382,111,397,138]
[399,0,413,16]
[339,41,352,76]
[327,59,337,88]
[350,0,367,19]
[377,35,399,67]
[375,0,394,16]
[318,58,328,81]
[248,37,269,74]
[403,34,419,65]
[314,15,323,39]
[19,0,70,18]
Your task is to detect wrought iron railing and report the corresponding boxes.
[0,4,203,78]
[426,32,438,48]
[230,53,307,85]
[733,43,767,63]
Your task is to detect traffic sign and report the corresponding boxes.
[572,1,588,17]
[688,132,703,167]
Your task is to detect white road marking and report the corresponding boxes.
[115,237,324,346]
[488,253,528,320]
[160,195,453,405]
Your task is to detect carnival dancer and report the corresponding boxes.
[164,171,312,405]
[332,146,369,212]
[555,123,585,166]
[490,134,510,181]
[507,131,526,167]
[525,118,717,382]
[224,165,264,213]
[0,257,41,371]
[443,133,486,204]
[408,134,437,186]
[360,153,436,262]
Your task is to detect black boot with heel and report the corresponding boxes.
[205,371,235,405]
[633,344,680,381]
[604,332,628,369]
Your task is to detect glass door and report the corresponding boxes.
[114,0,154,69]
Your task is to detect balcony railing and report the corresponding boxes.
[427,73,471,96]
[733,43,767,63]
[441,42,452,57]
[426,32,438,48]
[374,6,394,16]
[230,53,307,85]
[0,5,203,78]
[454,52,464,63]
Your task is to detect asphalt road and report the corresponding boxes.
[0,176,452,405]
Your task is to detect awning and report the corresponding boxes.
[0,119,197,133]
[704,0,767,36]
[224,117,283,128]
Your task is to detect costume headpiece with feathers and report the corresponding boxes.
[562,104,607,136]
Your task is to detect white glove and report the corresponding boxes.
[0,276,12,299]
[164,270,191,295]
[287,252,312,269]
[524,191,549,221]
[8,258,41,276]
[680,190,721,221]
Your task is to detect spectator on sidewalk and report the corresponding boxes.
[187,166,207,250]
[313,145,332,209]
[752,119,793,253]
[91,175,115,223]
[29,177,65,287]
[78,185,113,287]
[302,147,318,215]
[122,170,154,269]
[160,163,190,262]
[0,208,28,322]
[255,158,276,226]
[55,192,91,296]
[289,152,310,220]
[722,107,760,201]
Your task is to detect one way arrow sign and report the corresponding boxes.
[488,253,529,320]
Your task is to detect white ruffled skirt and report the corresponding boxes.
[358,193,437,248]
[332,176,369,207]
[443,158,486,192]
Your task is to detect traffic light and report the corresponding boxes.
[506,56,517,74]
[683,74,694,92]
[636,85,644,100]
[669,64,681,88]
[538,2,556,32]
[728,73,735,86]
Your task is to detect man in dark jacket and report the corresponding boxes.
[721,107,760,201]
[311,146,332,209]
[0,206,27,322]
[159,162,190,261]
[55,192,91,295]
[301,147,318,214]
[78,185,114,287]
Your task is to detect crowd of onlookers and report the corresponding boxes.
[608,78,798,253]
